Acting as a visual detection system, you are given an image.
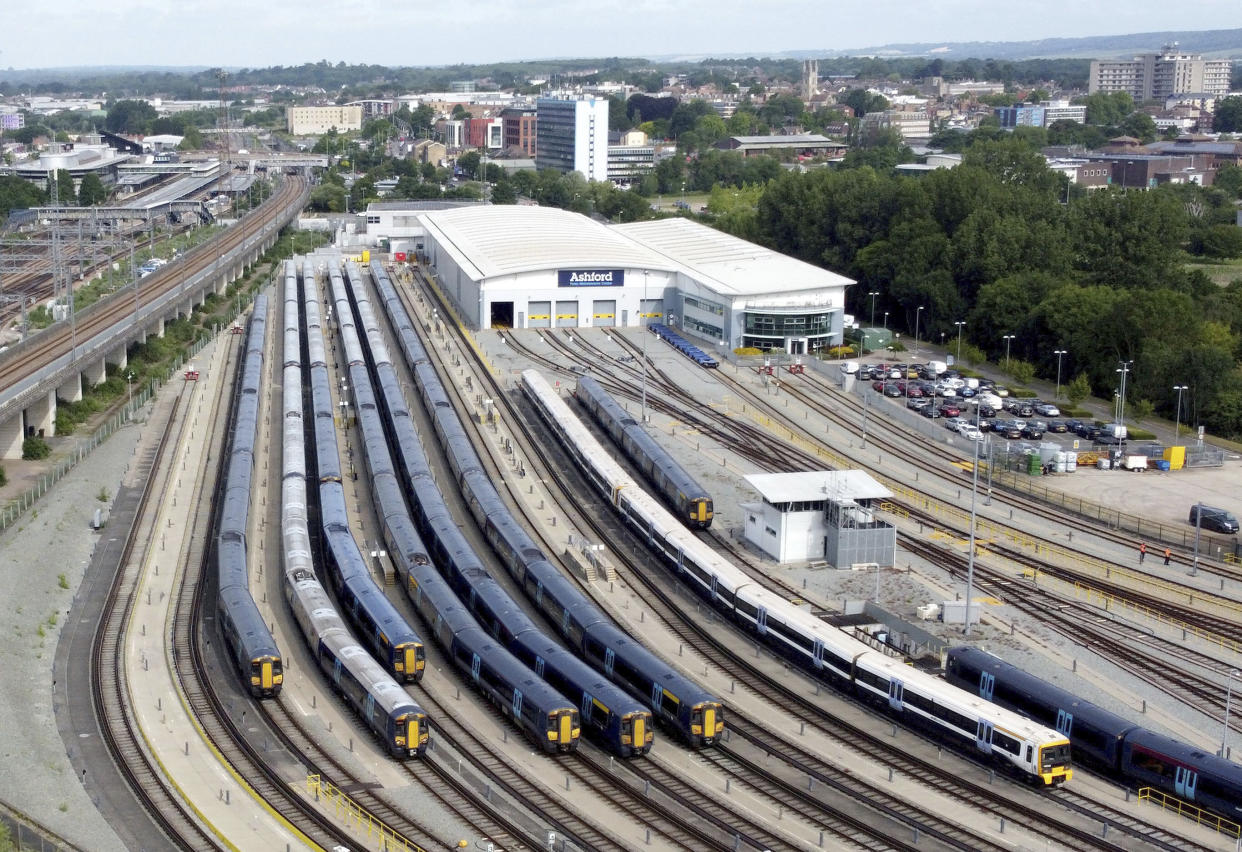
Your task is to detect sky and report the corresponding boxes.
[2,0,1239,70]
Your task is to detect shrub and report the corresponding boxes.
[1006,359,1036,386]
[1128,427,1157,440]
[1066,373,1091,406]
[0,466,6,486]
[22,436,50,460]
[958,342,986,368]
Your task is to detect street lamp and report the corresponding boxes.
[1116,360,1132,431]
[883,311,889,331]
[1002,334,1015,370]
[1053,350,1067,400]
[954,320,965,363]
[914,306,924,356]
[1221,669,1239,759]
[868,291,880,327]
[1172,385,1188,441]
[641,270,650,423]
[125,370,135,417]
[964,398,983,636]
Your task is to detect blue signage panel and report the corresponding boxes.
[558,269,625,287]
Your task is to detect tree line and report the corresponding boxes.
[748,140,1242,439]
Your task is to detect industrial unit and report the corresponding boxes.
[418,205,854,354]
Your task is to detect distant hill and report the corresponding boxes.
[825,28,1242,60]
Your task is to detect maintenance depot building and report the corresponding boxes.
[416,205,854,355]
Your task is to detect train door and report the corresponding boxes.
[471,654,482,684]
[976,720,994,754]
[756,607,768,636]
[333,657,343,686]
[1175,766,1198,800]
[709,574,718,603]
[978,671,995,701]
[887,679,904,711]
[364,694,375,724]
[580,693,593,725]
[511,689,523,720]
[812,639,825,670]
[559,711,573,744]
[675,547,685,575]
[260,659,275,692]
[650,682,663,713]
[534,655,546,677]
[604,647,616,678]
[1055,709,1074,737]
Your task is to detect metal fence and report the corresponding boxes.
[0,800,82,852]
[0,331,213,534]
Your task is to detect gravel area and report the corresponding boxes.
[0,404,145,852]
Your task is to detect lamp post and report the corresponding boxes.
[1002,334,1015,370]
[868,291,879,327]
[1173,384,1188,440]
[125,370,134,418]
[1221,669,1239,759]
[954,320,965,363]
[883,311,889,331]
[1053,349,1067,400]
[964,400,982,635]
[641,270,650,423]
[914,306,924,357]
[1116,360,1132,431]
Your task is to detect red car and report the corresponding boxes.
[939,403,962,417]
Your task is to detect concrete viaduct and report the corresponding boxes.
[0,177,309,459]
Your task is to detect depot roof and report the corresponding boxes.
[419,205,671,280]
[744,470,891,504]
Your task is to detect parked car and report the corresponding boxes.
[1188,505,1240,534]
[939,403,962,417]
[872,380,888,392]
[975,404,997,418]
[996,422,1023,439]
[907,397,930,410]
[1015,403,1036,418]
[958,385,977,398]
[1064,418,1085,434]
[883,382,903,397]
[921,405,943,419]
[858,366,875,381]
[1027,419,1049,433]
[945,417,966,432]
[960,424,985,442]
[1021,424,1044,439]
[992,385,1010,397]
[1046,420,1069,433]
[1035,403,1061,417]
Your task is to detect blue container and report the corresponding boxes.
[1155,460,1170,471]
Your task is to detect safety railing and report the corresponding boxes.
[1138,787,1240,839]
[306,774,428,852]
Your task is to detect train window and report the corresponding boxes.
[1130,747,1177,780]
[992,730,1021,756]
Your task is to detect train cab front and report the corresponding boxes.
[622,711,655,757]
[691,498,714,529]
[250,655,283,697]
[548,709,581,753]
[395,642,426,684]
[690,702,725,746]
[394,712,430,757]
[1038,740,1073,786]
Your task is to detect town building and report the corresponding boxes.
[286,105,363,135]
[464,117,504,150]
[994,105,1045,128]
[501,107,537,157]
[535,96,610,181]
[0,136,132,192]
[607,131,654,186]
[860,110,931,140]
[714,134,846,159]
[1041,100,1087,124]
[1089,44,1233,100]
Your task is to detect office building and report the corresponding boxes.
[1089,44,1233,100]
[535,96,609,182]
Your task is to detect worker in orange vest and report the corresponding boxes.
[1139,542,1147,564]
[1163,547,1171,566]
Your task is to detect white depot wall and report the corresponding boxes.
[476,267,675,330]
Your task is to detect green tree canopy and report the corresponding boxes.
[77,172,108,206]
[105,99,158,134]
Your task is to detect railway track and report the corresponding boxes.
[0,174,306,400]
[456,321,1221,849]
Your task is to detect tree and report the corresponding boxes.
[1066,372,1091,406]
[0,175,46,216]
[1214,96,1242,133]
[1078,91,1133,126]
[308,182,346,212]
[456,150,481,179]
[77,172,108,206]
[48,169,75,205]
[105,99,157,134]
[1200,224,1242,259]
[451,104,471,120]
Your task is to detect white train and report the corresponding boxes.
[520,367,1072,786]
[278,261,429,758]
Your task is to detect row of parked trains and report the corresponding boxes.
[282,259,430,756]
[217,258,1238,824]
[364,258,723,751]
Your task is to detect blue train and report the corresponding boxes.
[281,260,429,757]
[574,374,713,529]
[649,322,718,368]
[946,646,1242,821]
[370,260,722,747]
[307,263,425,684]
[333,260,583,753]
[216,292,283,698]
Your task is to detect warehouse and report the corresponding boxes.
[418,205,854,354]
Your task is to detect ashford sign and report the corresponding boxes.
[558,269,625,287]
